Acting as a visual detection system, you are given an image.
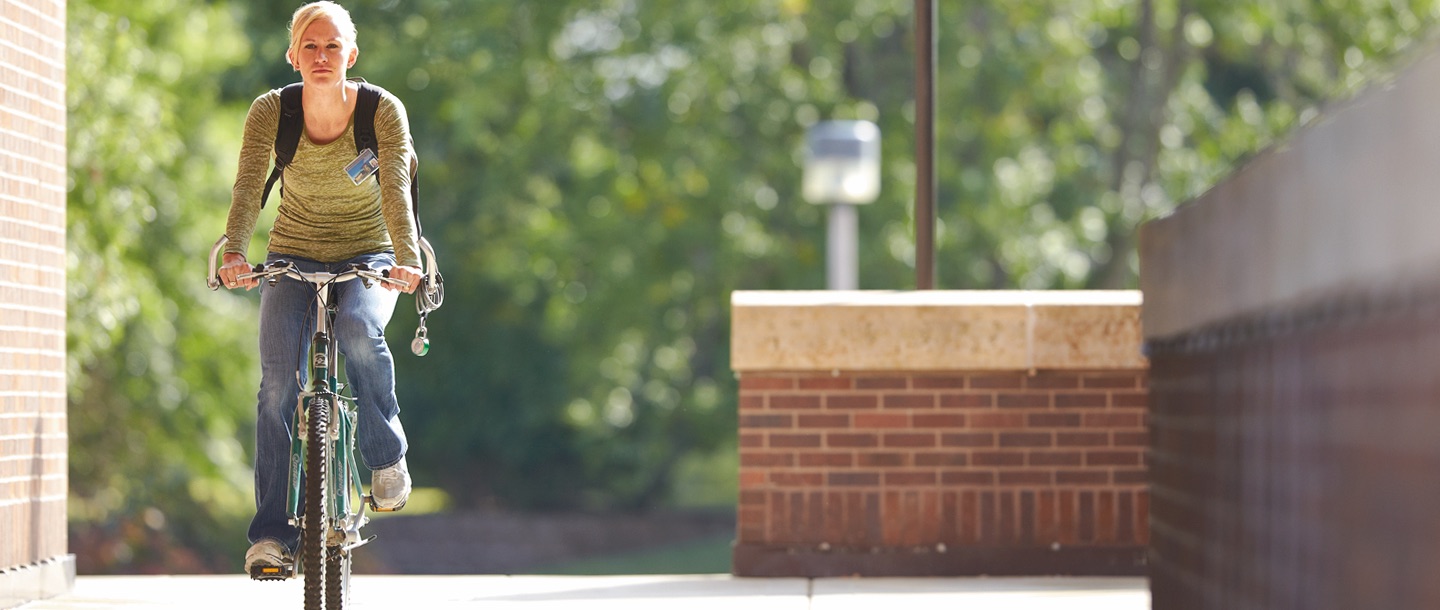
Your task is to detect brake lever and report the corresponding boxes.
[378,268,413,291]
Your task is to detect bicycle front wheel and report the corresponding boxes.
[303,397,330,610]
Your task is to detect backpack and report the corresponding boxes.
[259,80,422,235]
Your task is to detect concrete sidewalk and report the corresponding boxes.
[19,574,1148,609]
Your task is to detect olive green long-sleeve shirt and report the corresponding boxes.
[225,84,421,268]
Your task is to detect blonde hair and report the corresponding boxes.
[288,1,357,65]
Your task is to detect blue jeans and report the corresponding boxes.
[248,251,408,549]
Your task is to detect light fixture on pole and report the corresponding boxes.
[803,120,881,290]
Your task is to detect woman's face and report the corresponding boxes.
[289,17,356,85]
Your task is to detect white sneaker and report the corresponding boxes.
[370,457,411,510]
[244,539,292,578]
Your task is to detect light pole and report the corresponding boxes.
[803,120,881,290]
[915,0,936,289]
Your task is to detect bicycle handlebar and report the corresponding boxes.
[208,235,441,297]
[207,234,445,356]
[237,259,408,290]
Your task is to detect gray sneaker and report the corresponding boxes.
[244,538,293,580]
[370,457,411,511]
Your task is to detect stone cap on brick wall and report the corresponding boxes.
[731,290,1145,372]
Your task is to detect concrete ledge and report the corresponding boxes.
[730,291,1145,372]
[733,544,1146,577]
[0,554,75,608]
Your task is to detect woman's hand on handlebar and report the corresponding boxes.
[219,252,258,291]
[386,265,422,294]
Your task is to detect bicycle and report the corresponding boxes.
[208,235,444,610]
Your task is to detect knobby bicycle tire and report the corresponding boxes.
[326,407,353,610]
[304,398,330,610]
[325,544,350,609]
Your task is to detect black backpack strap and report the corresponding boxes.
[354,81,422,236]
[261,83,306,209]
[353,82,380,159]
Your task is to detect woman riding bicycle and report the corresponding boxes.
[217,0,421,575]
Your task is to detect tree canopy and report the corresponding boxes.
[66,0,1440,571]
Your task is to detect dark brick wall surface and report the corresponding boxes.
[1148,297,1440,610]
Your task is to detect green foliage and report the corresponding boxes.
[344,0,756,509]
[911,0,1440,289]
[65,0,1440,571]
[67,0,255,571]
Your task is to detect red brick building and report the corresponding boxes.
[0,0,70,605]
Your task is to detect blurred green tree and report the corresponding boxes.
[67,0,256,571]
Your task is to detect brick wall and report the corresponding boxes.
[1140,46,1440,610]
[730,291,1147,576]
[1146,307,1440,610]
[0,0,71,604]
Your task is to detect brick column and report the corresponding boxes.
[0,0,72,605]
[730,291,1147,576]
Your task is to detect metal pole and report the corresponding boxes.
[914,0,936,289]
[827,204,859,290]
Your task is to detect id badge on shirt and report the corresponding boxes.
[344,148,380,185]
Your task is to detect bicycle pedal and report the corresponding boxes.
[364,494,406,513]
[249,563,296,581]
